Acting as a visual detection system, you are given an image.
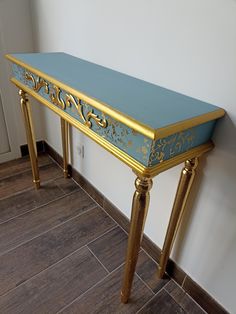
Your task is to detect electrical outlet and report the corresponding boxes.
[76,144,84,158]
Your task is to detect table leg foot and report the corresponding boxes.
[157,157,199,279]
[121,175,153,303]
[19,89,40,189]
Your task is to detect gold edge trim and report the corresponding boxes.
[6,54,225,141]
[6,54,155,139]
[11,77,213,178]
[11,78,146,173]
[155,109,225,139]
[143,141,214,177]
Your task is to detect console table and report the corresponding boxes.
[6,52,224,303]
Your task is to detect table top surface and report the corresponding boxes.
[8,52,223,133]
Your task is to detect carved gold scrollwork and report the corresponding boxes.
[87,110,107,128]
[50,85,66,109]
[65,94,88,126]
[25,72,49,94]
[24,71,107,129]
[65,93,107,129]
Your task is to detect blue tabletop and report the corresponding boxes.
[10,52,220,130]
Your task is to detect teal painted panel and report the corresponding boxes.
[148,121,216,166]
[12,64,152,166]
[11,52,220,130]
[11,62,217,168]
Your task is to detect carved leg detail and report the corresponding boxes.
[121,176,153,303]
[157,157,199,278]
[60,118,70,178]
[19,89,40,189]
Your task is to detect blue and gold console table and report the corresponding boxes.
[6,53,224,303]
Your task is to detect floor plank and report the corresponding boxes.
[54,177,80,194]
[165,280,205,314]
[88,226,169,294]
[0,154,52,179]
[0,189,96,254]
[0,247,107,314]
[0,163,62,199]
[0,206,115,296]
[0,177,78,223]
[88,226,128,272]
[138,289,185,314]
[136,250,170,293]
[0,154,210,313]
[61,266,153,314]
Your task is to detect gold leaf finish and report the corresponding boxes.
[25,72,49,94]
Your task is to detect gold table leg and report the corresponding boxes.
[60,117,70,178]
[121,175,153,303]
[157,157,199,278]
[19,89,40,189]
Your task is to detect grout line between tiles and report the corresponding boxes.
[86,246,110,274]
[0,205,97,258]
[0,188,78,226]
[0,158,52,181]
[135,272,155,295]
[136,287,164,314]
[181,274,187,287]
[0,173,62,202]
[0,224,117,299]
[0,244,86,299]
[86,225,118,249]
[56,263,126,314]
[163,282,207,314]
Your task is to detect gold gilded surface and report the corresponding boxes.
[149,129,195,165]
[157,157,199,279]
[121,176,153,303]
[65,93,107,128]
[12,78,213,178]
[25,70,108,129]
[6,54,225,140]
[19,89,40,189]
[50,85,66,109]
[25,72,49,94]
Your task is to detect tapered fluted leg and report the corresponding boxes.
[157,157,199,278]
[121,176,153,303]
[60,118,70,178]
[19,89,40,189]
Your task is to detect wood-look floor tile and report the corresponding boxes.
[88,228,169,293]
[61,266,153,314]
[0,163,62,199]
[136,250,170,293]
[165,280,205,314]
[0,154,52,179]
[0,206,114,296]
[0,247,107,314]
[0,189,96,254]
[183,276,228,314]
[138,289,185,314]
[71,169,104,206]
[88,226,127,272]
[54,177,80,194]
[0,180,63,223]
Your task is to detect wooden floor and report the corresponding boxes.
[0,154,206,314]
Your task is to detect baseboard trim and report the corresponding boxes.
[20,140,45,157]
[24,140,227,314]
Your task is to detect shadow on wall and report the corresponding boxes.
[172,112,236,278]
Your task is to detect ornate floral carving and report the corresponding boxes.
[148,129,195,166]
[50,85,66,109]
[25,72,49,94]
[25,72,107,129]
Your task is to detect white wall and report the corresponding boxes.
[30,0,236,312]
[0,0,44,159]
